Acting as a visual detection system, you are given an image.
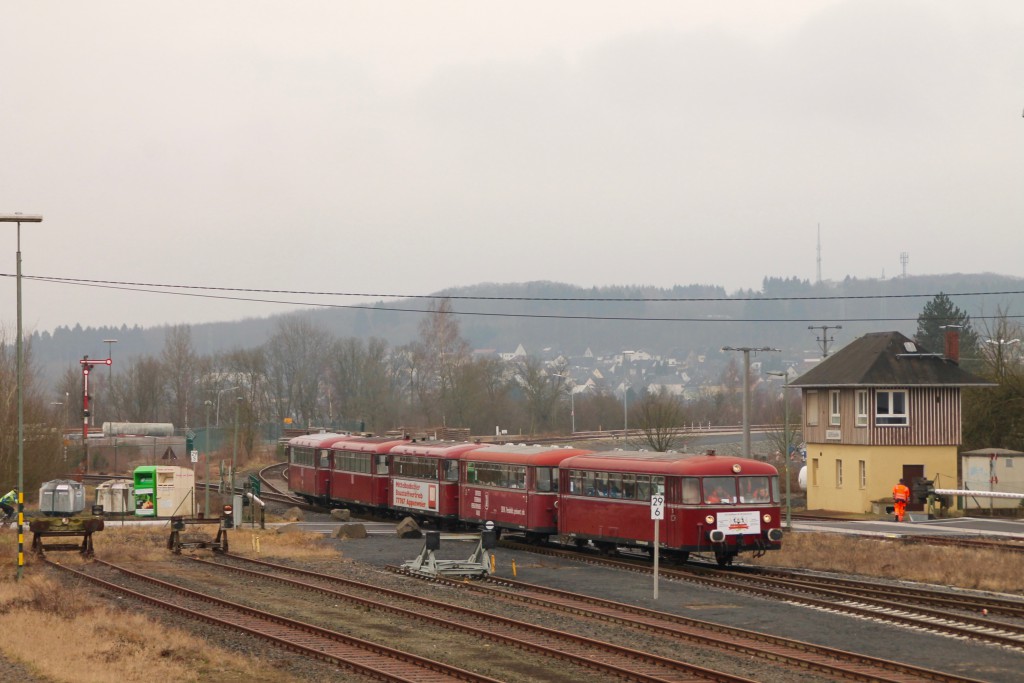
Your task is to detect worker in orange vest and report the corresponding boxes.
[892,479,911,522]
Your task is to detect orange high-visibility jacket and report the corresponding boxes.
[893,483,910,502]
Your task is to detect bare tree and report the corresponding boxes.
[515,356,565,435]
[411,299,471,427]
[264,315,332,427]
[0,328,65,490]
[220,347,270,457]
[634,387,689,452]
[112,355,165,423]
[161,325,198,429]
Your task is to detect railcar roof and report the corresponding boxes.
[388,441,486,458]
[463,444,594,465]
[329,436,411,453]
[288,433,350,448]
[560,451,778,475]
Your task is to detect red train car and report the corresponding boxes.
[557,451,784,565]
[459,444,594,541]
[388,440,486,527]
[326,435,410,513]
[286,432,350,505]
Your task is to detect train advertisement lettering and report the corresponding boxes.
[717,511,760,535]
[393,479,438,512]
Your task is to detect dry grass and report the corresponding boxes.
[749,532,1024,594]
[0,524,342,683]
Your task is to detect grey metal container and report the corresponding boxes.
[94,479,135,515]
[38,479,86,516]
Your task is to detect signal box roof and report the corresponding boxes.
[388,441,487,458]
[791,330,994,388]
[463,444,594,466]
[561,451,778,476]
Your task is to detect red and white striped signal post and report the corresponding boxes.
[80,356,112,473]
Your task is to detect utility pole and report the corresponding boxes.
[808,325,842,358]
[721,346,779,458]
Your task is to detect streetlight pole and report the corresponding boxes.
[204,399,212,518]
[985,338,1020,377]
[3,212,42,581]
[103,339,117,422]
[551,372,576,435]
[216,386,240,427]
[232,395,242,493]
[722,346,779,458]
[767,371,793,528]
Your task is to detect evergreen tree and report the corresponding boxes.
[914,292,979,361]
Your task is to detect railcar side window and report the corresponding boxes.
[771,475,780,501]
[334,452,371,474]
[375,454,389,475]
[443,460,458,482]
[621,474,636,499]
[652,476,665,496]
[681,477,701,504]
[535,467,557,492]
[704,477,736,504]
[636,475,651,500]
[608,473,624,498]
[394,456,438,480]
[464,462,527,489]
[319,450,330,468]
[739,476,771,503]
[292,447,314,467]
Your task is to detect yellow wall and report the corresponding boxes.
[805,444,959,513]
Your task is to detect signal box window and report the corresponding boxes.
[876,390,908,426]
[806,391,819,426]
[703,477,736,504]
[855,390,869,427]
[829,390,841,426]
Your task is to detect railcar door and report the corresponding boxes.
[318,449,332,503]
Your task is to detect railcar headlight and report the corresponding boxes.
[763,514,772,523]
[705,515,715,524]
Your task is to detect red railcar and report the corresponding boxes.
[388,440,487,527]
[557,451,784,565]
[286,432,350,505]
[459,444,594,540]
[326,435,410,513]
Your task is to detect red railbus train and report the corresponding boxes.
[388,440,486,528]
[286,434,783,563]
[286,432,350,505]
[457,444,594,542]
[557,450,784,565]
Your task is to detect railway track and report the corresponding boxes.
[388,567,989,683]
[45,557,498,682]
[499,540,1024,652]
[198,553,761,683]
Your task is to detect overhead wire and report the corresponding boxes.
[4,272,1023,323]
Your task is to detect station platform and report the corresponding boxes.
[791,515,1024,539]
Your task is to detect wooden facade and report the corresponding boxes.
[803,386,962,446]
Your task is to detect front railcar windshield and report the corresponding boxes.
[738,476,772,504]
[703,476,737,504]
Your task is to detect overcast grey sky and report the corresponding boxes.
[3,1,1023,334]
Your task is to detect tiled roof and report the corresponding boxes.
[791,331,995,388]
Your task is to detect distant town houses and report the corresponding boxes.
[481,342,799,400]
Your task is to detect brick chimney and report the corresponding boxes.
[944,328,960,364]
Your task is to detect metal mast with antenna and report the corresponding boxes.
[816,223,822,284]
[809,325,842,357]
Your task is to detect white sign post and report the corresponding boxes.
[651,494,664,599]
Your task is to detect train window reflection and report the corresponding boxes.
[682,477,701,504]
[739,476,770,503]
[704,477,736,504]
